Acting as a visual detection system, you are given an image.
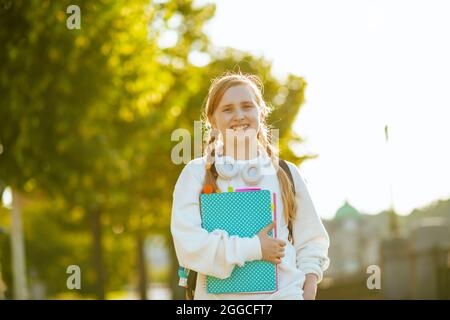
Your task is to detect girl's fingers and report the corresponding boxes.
[273,240,285,247]
[270,254,283,261]
[261,222,275,234]
[271,246,285,256]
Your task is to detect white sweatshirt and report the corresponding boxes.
[170,155,330,300]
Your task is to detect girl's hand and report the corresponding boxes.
[257,222,286,264]
[302,273,318,300]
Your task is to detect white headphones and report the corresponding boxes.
[214,141,271,186]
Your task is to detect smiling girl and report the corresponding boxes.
[171,72,330,300]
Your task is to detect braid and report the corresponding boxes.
[203,129,219,193]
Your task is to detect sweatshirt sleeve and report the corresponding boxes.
[287,162,330,283]
[170,159,262,280]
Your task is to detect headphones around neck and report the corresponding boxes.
[214,142,271,186]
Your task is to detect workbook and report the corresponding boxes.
[199,189,278,294]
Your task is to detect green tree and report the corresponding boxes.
[0,0,169,298]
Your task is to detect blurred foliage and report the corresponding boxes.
[0,0,312,299]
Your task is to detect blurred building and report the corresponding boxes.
[320,199,450,300]
[324,201,390,277]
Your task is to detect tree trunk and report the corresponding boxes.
[136,230,148,300]
[90,207,105,299]
[10,188,28,299]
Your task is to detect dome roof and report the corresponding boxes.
[335,201,361,220]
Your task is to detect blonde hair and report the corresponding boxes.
[201,71,297,243]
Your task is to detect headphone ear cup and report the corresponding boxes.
[215,156,239,180]
[241,161,262,185]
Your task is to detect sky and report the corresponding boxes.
[197,0,450,219]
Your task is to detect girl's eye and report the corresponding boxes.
[223,108,231,112]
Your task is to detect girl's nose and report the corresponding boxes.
[235,109,245,120]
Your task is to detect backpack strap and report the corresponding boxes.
[278,159,296,244]
[279,159,296,196]
[182,159,296,300]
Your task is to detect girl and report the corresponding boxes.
[171,72,330,300]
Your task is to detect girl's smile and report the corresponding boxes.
[230,124,250,131]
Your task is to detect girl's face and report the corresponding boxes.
[212,84,261,141]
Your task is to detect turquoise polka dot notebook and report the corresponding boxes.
[199,189,278,294]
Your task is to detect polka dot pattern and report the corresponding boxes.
[200,190,277,294]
